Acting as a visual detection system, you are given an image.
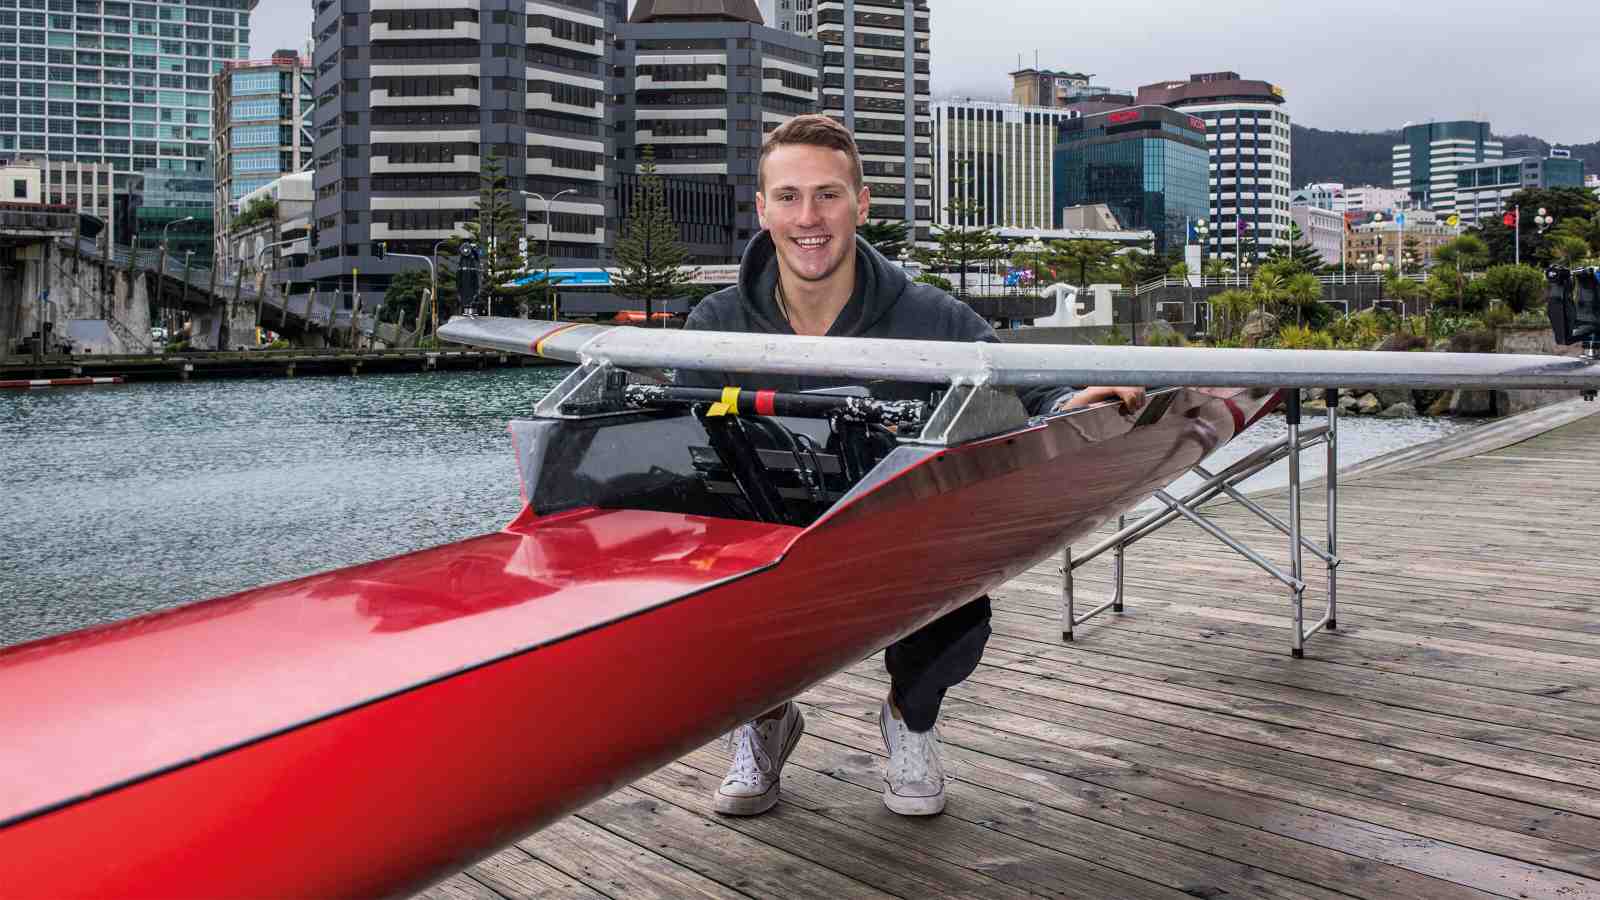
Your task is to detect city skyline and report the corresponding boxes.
[248,0,1599,145]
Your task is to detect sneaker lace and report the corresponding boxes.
[726,722,775,785]
[888,720,944,785]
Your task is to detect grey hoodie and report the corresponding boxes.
[679,230,1073,414]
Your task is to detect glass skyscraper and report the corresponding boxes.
[1054,105,1209,253]
[0,0,253,223]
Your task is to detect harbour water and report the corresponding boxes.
[0,374,1470,648]
[0,367,568,647]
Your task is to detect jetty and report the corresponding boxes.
[420,405,1600,900]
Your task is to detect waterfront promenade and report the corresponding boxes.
[420,410,1600,899]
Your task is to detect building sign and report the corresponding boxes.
[1107,110,1141,124]
[1188,116,1205,131]
[1270,84,1284,97]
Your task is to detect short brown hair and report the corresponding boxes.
[757,114,864,192]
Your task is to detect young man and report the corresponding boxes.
[681,114,1143,817]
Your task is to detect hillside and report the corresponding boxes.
[1290,125,1600,188]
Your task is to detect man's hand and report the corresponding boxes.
[1055,386,1147,413]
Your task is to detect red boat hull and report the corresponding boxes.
[0,388,1276,897]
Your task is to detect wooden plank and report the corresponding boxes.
[518,817,747,900]
[979,629,1600,753]
[825,665,1600,855]
[414,872,506,900]
[794,687,1600,900]
[804,675,1600,883]
[573,785,897,900]
[780,694,1515,900]
[637,759,1080,899]
[465,846,611,899]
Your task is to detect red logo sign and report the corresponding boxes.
[1107,110,1141,124]
[1188,116,1205,131]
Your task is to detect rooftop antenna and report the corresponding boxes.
[1035,49,1039,70]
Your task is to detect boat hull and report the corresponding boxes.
[0,387,1276,897]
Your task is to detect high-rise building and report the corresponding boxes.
[931,100,1077,234]
[307,0,619,300]
[213,50,314,259]
[134,165,215,264]
[1006,68,1132,116]
[1137,72,1291,260]
[1391,120,1501,215]
[1053,105,1209,253]
[1453,154,1587,227]
[0,0,253,228]
[804,0,930,237]
[757,0,805,31]
[1341,184,1410,214]
[613,0,821,263]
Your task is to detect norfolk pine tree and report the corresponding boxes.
[613,144,698,321]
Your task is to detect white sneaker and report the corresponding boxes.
[880,699,948,815]
[714,702,805,816]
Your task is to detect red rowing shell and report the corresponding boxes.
[0,387,1276,897]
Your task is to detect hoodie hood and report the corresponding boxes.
[735,230,912,337]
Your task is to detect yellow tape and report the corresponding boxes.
[706,386,741,417]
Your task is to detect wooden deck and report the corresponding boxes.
[422,411,1600,900]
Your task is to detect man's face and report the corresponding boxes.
[756,143,870,284]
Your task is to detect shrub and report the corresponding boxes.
[1146,329,1186,347]
[1277,324,1334,350]
[267,339,290,350]
[1448,329,1497,353]
[1379,332,1428,352]
[1098,327,1131,346]
[1480,304,1514,328]
[916,273,954,292]
[1481,264,1545,314]
[1512,306,1551,327]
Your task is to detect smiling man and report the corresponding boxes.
[680,114,1142,818]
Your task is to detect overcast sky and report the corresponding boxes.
[251,0,1598,144]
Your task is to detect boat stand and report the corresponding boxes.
[1061,389,1341,657]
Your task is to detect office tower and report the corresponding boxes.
[614,0,822,263]
[931,99,1077,233]
[306,0,617,299]
[1138,71,1290,260]
[0,0,252,229]
[1392,120,1501,215]
[1054,105,1209,253]
[805,0,930,237]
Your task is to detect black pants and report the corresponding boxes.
[884,595,992,732]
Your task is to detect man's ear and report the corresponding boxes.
[755,190,769,230]
[856,184,870,226]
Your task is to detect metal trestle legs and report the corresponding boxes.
[1061,388,1342,657]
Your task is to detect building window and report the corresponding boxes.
[13,179,26,198]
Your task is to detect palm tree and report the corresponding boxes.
[1048,239,1115,286]
[1283,271,1324,327]
[1109,251,1145,291]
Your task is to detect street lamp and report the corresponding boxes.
[1194,220,1209,280]
[523,189,578,320]
[1535,207,1554,234]
[156,215,196,339]
[1020,233,1046,294]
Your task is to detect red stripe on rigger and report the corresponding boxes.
[755,390,776,416]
